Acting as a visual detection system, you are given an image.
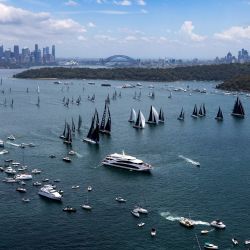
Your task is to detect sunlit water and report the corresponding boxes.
[0,69,249,250]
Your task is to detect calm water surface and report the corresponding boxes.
[0,69,249,250]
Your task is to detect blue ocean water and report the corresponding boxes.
[0,69,249,250]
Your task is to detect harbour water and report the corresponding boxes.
[0,69,249,249]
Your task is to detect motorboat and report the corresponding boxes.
[5,167,16,175]
[210,220,226,229]
[49,154,56,158]
[42,178,49,182]
[22,198,30,202]
[33,181,42,186]
[63,206,77,212]
[15,174,33,180]
[151,228,156,237]
[245,240,250,245]
[16,187,27,193]
[28,143,35,147]
[201,230,209,235]
[32,169,42,174]
[179,218,194,228]
[0,167,4,171]
[54,179,61,183]
[12,162,20,167]
[72,185,79,189]
[102,151,152,172]
[68,150,76,156]
[4,159,13,162]
[0,149,8,154]
[87,186,92,192]
[20,181,26,185]
[115,197,126,203]
[7,135,15,140]
[81,204,92,210]
[138,222,145,227]
[38,185,62,201]
[134,206,148,214]
[204,243,219,249]
[63,157,71,162]
[232,238,239,245]
[131,209,140,218]
[17,166,28,171]
[0,140,4,147]
[3,177,17,183]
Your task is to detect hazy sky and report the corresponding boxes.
[1,0,250,59]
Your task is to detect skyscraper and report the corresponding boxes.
[14,45,19,62]
[0,45,3,58]
[52,45,55,59]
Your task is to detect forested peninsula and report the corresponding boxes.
[13,63,250,91]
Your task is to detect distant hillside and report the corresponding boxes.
[13,63,250,85]
[216,75,250,92]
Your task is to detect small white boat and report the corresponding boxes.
[33,181,42,186]
[22,198,30,202]
[0,149,8,154]
[87,186,92,192]
[204,242,218,249]
[54,179,61,182]
[0,139,4,147]
[179,218,194,228]
[210,220,226,229]
[134,206,148,214]
[63,157,71,162]
[17,166,28,171]
[15,174,33,180]
[201,230,210,235]
[232,238,239,245]
[31,169,42,174]
[68,150,76,155]
[3,177,17,183]
[131,209,140,218]
[72,185,80,189]
[16,187,27,193]
[81,204,92,210]
[7,135,15,140]
[4,167,16,175]
[115,197,126,203]
[245,240,250,245]
[138,222,145,227]
[151,228,156,237]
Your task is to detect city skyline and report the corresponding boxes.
[1,0,250,59]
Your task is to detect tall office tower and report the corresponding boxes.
[34,43,39,64]
[14,45,19,62]
[52,45,55,59]
[0,45,3,58]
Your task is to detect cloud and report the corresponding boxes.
[77,35,87,41]
[96,10,128,14]
[114,0,131,6]
[180,21,206,42]
[64,0,78,6]
[94,34,117,41]
[140,9,148,14]
[96,0,106,3]
[88,22,96,28]
[0,3,86,43]
[214,25,250,41]
[137,0,146,5]
[124,35,137,41]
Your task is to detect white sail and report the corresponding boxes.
[139,111,145,128]
[37,85,40,94]
[129,108,137,122]
[151,106,159,124]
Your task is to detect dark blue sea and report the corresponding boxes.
[0,69,249,250]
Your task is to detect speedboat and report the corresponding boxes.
[5,167,16,175]
[204,243,219,249]
[245,240,250,245]
[232,238,239,245]
[31,169,42,174]
[3,177,17,183]
[33,181,42,186]
[15,174,33,180]
[42,178,49,182]
[38,185,62,201]
[1,149,8,154]
[68,150,76,156]
[72,185,79,189]
[138,222,145,227]
[63,206,77,212]
[134,206,148,214]
[17,166,27,171]
[102,151,152,172]
[81,204,92,210]
[131,209,140,218]
[22,198,30,202]
[0,139,4,147]
[210,220,226,229]
[87,186,92,192]
[115,197,126,203]
[201,230,209,235]
[12,162,20,167]
[7,134,15,140]
[54,179,61,183]
[179,218,194,228]
[4,159,13,163]
[63,157,71,162]
[151,228,156,237]
[16,187,27,193]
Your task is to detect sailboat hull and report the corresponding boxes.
[83,138,99,144]
[191,115,198,118]
[215,117,223,121]
[99,130,111,135]
[133,125,144,129]
[231,113,244,118]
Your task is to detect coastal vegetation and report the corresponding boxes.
[13,63,250,91]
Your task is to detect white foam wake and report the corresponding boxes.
[160,211,209,226]
[6,141,20,147]
[179,155,200,166]
[75,152,83,158]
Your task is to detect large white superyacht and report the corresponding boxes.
[38,185,62,201]
[102,151,152,172]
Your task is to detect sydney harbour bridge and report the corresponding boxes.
[100,55,140,66]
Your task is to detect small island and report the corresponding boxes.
[13,63,250,91]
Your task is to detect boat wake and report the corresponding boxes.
[75,152,83,158]
[178,155,200,166]
[6,141,20,147]
[160,211,209,226]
